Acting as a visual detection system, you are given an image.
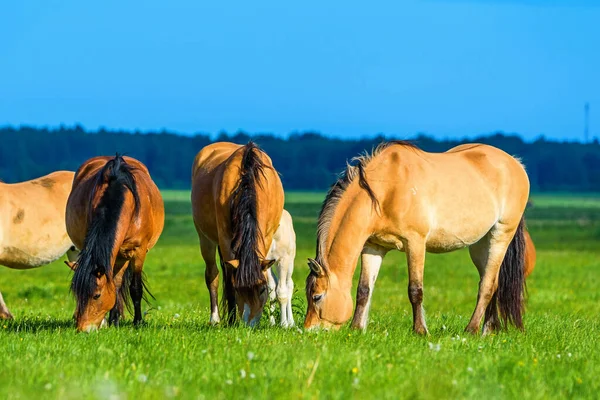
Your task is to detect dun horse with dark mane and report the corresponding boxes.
[305,141,530,335]
[191,142,284,326]
[66,155,164,332]
[0,172,79,319]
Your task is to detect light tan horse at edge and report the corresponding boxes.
[305,141,530,335]
[192,142,284,326]
[0,171,79,319]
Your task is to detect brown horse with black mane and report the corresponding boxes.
[66,155,164,332]
[191,142,284,326]
[305,141,530,335]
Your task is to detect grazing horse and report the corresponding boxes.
[0,171,79,319]
[265,209,297,327]
[191,142,284,326]
[305,141,530,335]
[66,155,164,332]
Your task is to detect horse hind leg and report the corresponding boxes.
[468,232,500,334]
[275,254,295,328]
[266,266,277,326]
[0,290,13,320]
[466,224,518,335]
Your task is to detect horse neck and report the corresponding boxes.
[322,185,374,290]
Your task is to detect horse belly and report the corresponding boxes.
[425,215,497,254]
[0,225,72,269]
[0,244,69,269]
[425,229,484,253]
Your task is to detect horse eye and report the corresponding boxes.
[93,293,101,300]
[312,294,323,302]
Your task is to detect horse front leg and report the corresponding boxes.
[406,239,428,335]
[108,260,130,327]
[350,246,386,331]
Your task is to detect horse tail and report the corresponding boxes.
[496,216,527,329]
[230,141,266,289]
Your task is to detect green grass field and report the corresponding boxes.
[1,192,599,399]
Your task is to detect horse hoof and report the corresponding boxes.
[0,310,14,320]
[133,319,146,328]
[413,326,429,336]
[464,325,480,335]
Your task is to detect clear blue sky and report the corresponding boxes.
[1,0,599,140]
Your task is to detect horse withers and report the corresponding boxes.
[66,155,164,332]
[191,142,284,326]
[305,141,530,335]
[0,171,79,319]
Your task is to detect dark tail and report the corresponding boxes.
[229,142,267,289]
[496,217,527,329]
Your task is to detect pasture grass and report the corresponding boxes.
[0,192,599,399]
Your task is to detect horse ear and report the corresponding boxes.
[261,259,276,271]
[307,258,325,277]
[225,259,240,269]
[64,260,78,271]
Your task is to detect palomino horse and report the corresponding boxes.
[265,209,296,327]
[0,171,79,319]
[66,155,164,332]
[305,141,530,335]
[191,142,284,326]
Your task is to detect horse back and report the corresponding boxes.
[365,143,530,251]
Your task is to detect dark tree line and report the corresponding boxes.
[1,125,599,192]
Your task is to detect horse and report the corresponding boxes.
[305,141,530,335]
[191,142,284,326]
[265,209,296,327]
[66,155,164,332]
[0,171,79,319]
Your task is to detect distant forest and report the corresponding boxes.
[1,125,599,192]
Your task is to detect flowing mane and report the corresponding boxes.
[315,140,418,269]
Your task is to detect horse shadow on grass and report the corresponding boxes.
[1,317,74,334]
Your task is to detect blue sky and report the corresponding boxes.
[1,0,599,140]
